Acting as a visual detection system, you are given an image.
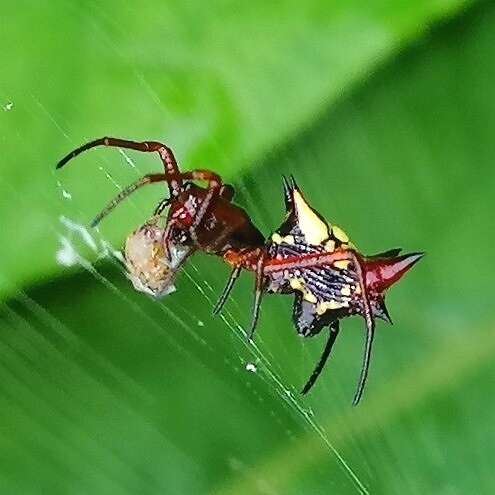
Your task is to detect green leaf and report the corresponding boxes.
[1,2,495,493]
[0,0,470,296]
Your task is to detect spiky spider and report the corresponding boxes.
[57,137,422,404]
[258,177,423,401]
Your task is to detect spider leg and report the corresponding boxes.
[188,182,221,248]
[352,315,375,406]
[301,321,340,395]
[263,249,376,404]
[350,251,375,406]
[212,266,242,315]
[153,197,172,216]
[188,182,242,252]
[91,174,168,227]
[247,253,267,342]
[216,247,265,317]
[161,218,179,261]
[56,137,182,195]
[90,170,222,227]
[263,249,354,274]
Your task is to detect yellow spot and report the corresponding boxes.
[355,285,361,295]
[334,260,350,270]
[316,300,348,315]
[282,235,295,245]
[303,292,317,304]
[293,189,329,245]
[271,233,283,244]
[290,277,317,303]
[290,278,304,291]
[325,239,335,252]
[332,225,349,243]
[341,285,351,296]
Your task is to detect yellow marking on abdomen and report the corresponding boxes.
[332,225,350,243]
[316,299,349,315]
[341,285,351,296]
[293,189,330,245]
[290,277,317,303]
[334,260,350,270]
[325,239,335,252]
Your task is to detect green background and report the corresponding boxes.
[1,1,494,493]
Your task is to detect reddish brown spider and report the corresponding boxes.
[57,137,423,405]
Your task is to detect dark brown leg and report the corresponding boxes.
[351,253,375,406]
[263,250,354,274]
[90,170,223,227]
[213,247,263,317]
[153,197,172,216]
[301,321,340,394]
[161,218,178,260]
[91,173,169,227]
[188,184,220,247]
[212,266,242,315]
[247,253,266,342]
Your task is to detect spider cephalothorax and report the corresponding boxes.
[57,137,423,405]
[164,181,265,255]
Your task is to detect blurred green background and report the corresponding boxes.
[1,0,494,493]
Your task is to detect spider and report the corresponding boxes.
[57,137,423,404]
[256,176,423,401]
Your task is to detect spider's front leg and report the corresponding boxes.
[86,170,222,228]
[56,137,183,195]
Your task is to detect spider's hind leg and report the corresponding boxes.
[302,321,340,394]
[351,253,375,406]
